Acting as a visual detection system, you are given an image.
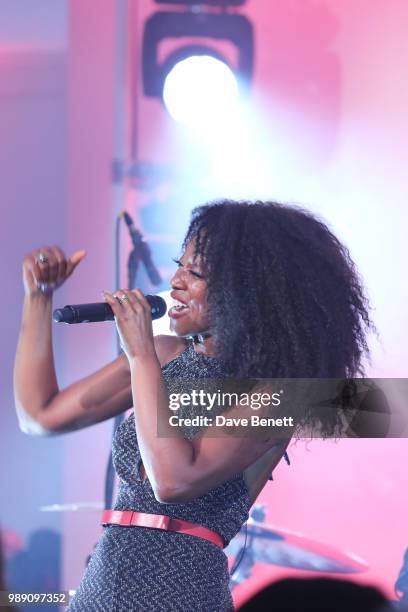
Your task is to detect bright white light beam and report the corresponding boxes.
[163,55,239,128]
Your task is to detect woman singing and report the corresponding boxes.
[14,200,375,611]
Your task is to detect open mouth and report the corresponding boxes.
[169,299,190,318]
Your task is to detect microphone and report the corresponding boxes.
[122,212,162,285]
[53,294,167,324]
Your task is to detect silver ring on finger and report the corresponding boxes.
[37,252,49,264]
[115,293,129,305]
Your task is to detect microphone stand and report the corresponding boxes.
[104,246,140,509]
[128,248,141,290]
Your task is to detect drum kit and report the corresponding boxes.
[40,500,369,591]
[225,504,368,589]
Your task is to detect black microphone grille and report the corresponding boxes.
[146,294,167,318]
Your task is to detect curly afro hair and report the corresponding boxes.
[182,199,377,384]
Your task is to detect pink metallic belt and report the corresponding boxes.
[101,510,225,549]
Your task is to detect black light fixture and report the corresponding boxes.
[154,1,246,5]
[142,2,253,104]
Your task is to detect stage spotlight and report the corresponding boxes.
[142,10,253,119]
[163,52,239,126]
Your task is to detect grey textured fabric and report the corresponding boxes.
[68,341,250,611]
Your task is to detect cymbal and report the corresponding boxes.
[225,521,369,574]
[39,502,104,512]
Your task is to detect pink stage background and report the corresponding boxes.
[1,0,407,605]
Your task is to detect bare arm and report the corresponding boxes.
[14,294,184,435]
[129,352,290,503]
[14,291,61,434]
[14,246,85,434]
[13,244,185,435]
[13,288,134,435]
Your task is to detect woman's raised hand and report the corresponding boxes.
[22,246,87,297]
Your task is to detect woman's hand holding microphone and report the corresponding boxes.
[102,288,156,363]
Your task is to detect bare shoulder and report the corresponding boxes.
[154,334,189,367]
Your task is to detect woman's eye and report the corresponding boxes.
[172,258,204,279]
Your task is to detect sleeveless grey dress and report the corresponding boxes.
[68,341,251,612]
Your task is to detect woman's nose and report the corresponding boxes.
[170,268,187,289]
